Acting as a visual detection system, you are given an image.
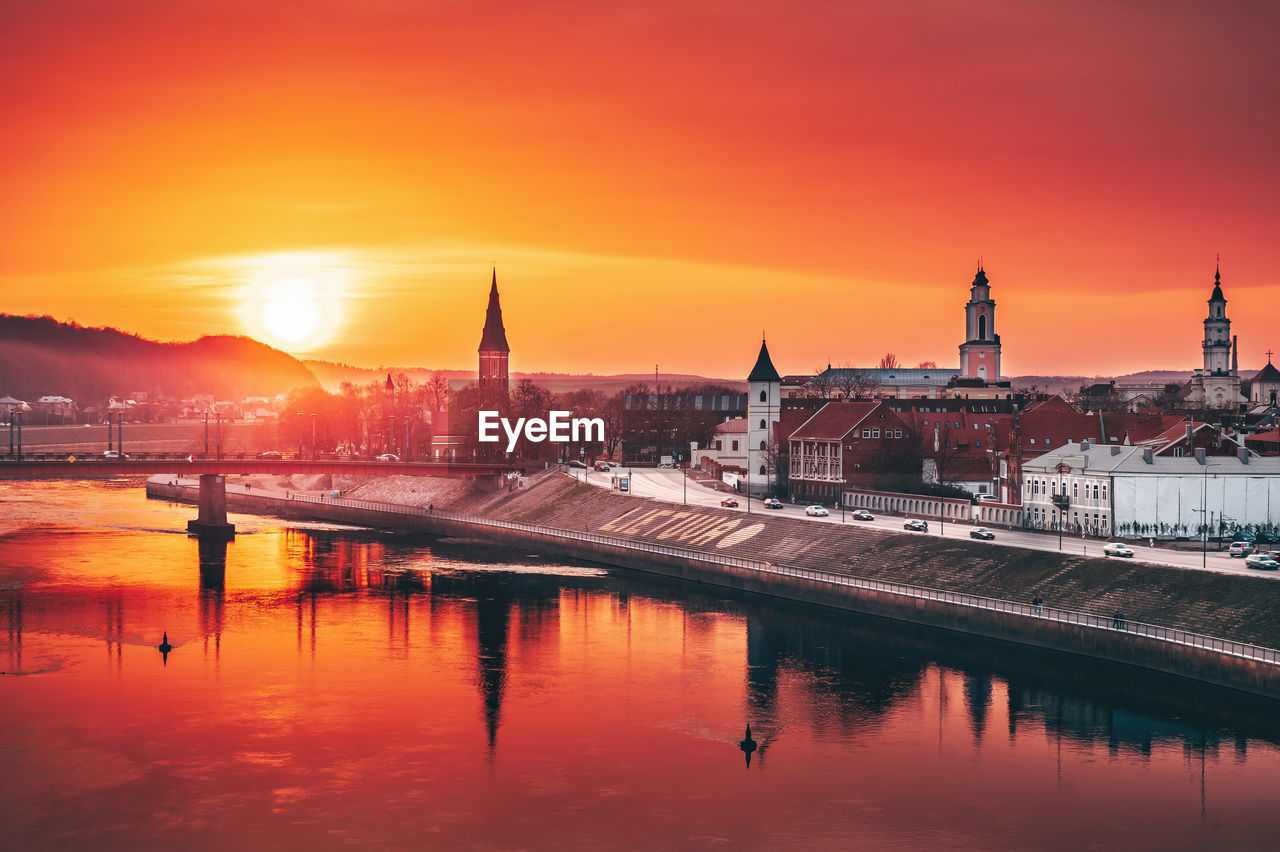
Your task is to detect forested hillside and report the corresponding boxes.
[0,315,319,402]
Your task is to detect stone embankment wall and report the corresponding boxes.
[148,475,1280,699]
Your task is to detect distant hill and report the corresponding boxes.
[303,360,747,395]
[0,315,319,403]
[1008,371,1199,395]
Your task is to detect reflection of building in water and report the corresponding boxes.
[1007,685,1237,759]
[743,612,928,756]
[285,529,398,592]
[963,674,993,742]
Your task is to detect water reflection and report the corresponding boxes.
[2,481,1280,848]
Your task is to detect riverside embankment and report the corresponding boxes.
[147,473,1280,698]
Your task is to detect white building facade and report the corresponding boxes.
[1023,442,1280,539]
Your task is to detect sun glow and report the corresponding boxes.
[237,253,350,352]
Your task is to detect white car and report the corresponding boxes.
[1103,543,1135,558]
[376,453,400,462]
[805,505,829,517]
[1245,553,1280,571]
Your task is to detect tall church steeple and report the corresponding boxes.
[478,268,510,394]
[1203,259,1232,376]
[959,263,1001,383]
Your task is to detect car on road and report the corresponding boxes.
[567,460,588,469]
[594,461,612,471]
[258,451,282,460]
[851,509,874,521]
[720,497,739,508]
[805,505,829,517]
[763,498,784,510]
[376,453,400,462]
[1103,543,1135,558]
[1232,531,1256,543]
[1245,553,1280,570]
[970,527,996,540]
[903,519,928,532]
[1228,541,1254,558]
[102,450,128,459]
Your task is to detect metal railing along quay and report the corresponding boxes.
[217,487,1280,668]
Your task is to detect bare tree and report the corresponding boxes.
[424,370,450,412]
[810,368,835,399]
[878,352,900,370]
[833,363,881,399]
[916,360,937,369]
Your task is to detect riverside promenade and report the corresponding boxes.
[147,474,1280,700]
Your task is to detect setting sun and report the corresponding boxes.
[258,277,322,344]
[236,252,350,353]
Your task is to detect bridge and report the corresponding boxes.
[0,454,524,539]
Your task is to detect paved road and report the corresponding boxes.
[571,467,1276,581]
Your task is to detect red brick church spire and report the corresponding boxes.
[478,268,510,394]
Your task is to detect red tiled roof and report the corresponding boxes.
[1245,428,1280,444]
[788,401,884,441]
[714,418,748,434]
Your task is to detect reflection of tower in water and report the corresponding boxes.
[473,575,512,761]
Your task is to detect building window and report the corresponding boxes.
[894,429,902,438]
[872,429,880,438]
[715,440,722,451]
[759,390,767,402]
[1044,439,1051,446]
[759,419,766,429]
[862,429,871,438]
[760,440,767,451]
[1102,484,1107,500]
[1072,482,1078,497]
[1029,438,1036,445]
[975,440,981,448]
[731,440,739,452]
[759,465,766,475]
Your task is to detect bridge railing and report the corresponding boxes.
[279,490,1280,667]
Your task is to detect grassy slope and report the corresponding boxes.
[482,475,1280,648]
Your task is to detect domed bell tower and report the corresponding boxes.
[959,264,1001,383]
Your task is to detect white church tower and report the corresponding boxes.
[1187,259,1244,407]
[958,264,1001,383]
[746,337,781,495]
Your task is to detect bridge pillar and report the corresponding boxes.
[187,474,236,539]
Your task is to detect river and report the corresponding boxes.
[1,479,1277,849]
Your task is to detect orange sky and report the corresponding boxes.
[2,0,1279,379]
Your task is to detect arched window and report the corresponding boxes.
[759,390,767,402]
[759,465,766,475]
[759,419,766,429]
[978,315,987,339]
[760,440,767,450]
